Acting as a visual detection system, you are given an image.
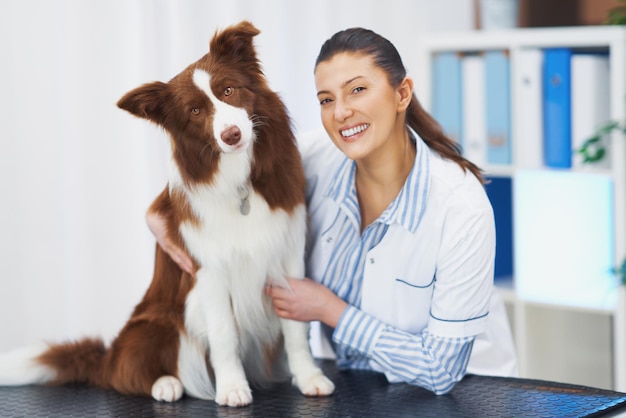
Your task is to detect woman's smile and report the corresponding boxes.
[340,123,370,139]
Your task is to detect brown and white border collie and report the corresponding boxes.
[0,21,334,407]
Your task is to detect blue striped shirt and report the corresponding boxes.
[319,132,474,395]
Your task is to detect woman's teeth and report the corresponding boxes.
[341,124,369,137]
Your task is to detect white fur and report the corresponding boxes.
[281,318,336,396]
[170,69,333,405]
[152,375,184,402]
[0,344,56,386]
[177,333,213,400]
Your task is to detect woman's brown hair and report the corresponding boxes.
[315,28,484,184]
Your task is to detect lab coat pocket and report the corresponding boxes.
[392,276,435,333]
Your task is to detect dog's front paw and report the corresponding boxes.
[295,372,335,397]
[215,381,253,407]
[152,375,184,402]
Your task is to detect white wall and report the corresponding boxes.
[0,0,473,352]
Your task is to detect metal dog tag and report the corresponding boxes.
[240,196,250,216]
[238,184,251,216]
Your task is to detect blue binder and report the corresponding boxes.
[485,51,512,165]
[485,176,514,281]
[432,52,463,148]
[543,48,572,168]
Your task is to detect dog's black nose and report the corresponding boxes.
[221,126,241,146]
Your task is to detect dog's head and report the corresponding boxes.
[118,21,270,180]
[118,21,304,208]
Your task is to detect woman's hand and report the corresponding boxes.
[265,278,348,327]
[146,210,195,275]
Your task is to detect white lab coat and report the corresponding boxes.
[299,128,518,378]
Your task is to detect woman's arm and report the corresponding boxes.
[334,305,474,395]
[267,280,472,395]
[146,188,195,275]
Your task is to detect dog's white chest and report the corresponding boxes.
[180,184,306,340]
[182,186,296,262]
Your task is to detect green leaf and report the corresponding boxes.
[599,121,620,134]
[575,120,622,165]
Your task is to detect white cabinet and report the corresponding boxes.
[416,26,626,390]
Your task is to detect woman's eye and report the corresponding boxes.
[319,98,332,105]
[224,87,234,96]
[191,107,200,115]
[352,86,365,94]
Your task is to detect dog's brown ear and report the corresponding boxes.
[117,81,169,125]
[209,20,260,61]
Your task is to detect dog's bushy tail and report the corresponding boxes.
[37,338,107,386]
[0,338,107,388]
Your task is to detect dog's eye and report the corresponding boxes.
[224,87,234,96]
[191,107,200,115]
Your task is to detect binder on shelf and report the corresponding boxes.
[432,52,463,148]
[571,53,611,169]
[461,53,487,167]
[485,50,512,165]
[543,48,572,168]
[485,176,514,281]
[514,49,544,168]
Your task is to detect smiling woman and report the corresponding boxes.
[270,27,518,394]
